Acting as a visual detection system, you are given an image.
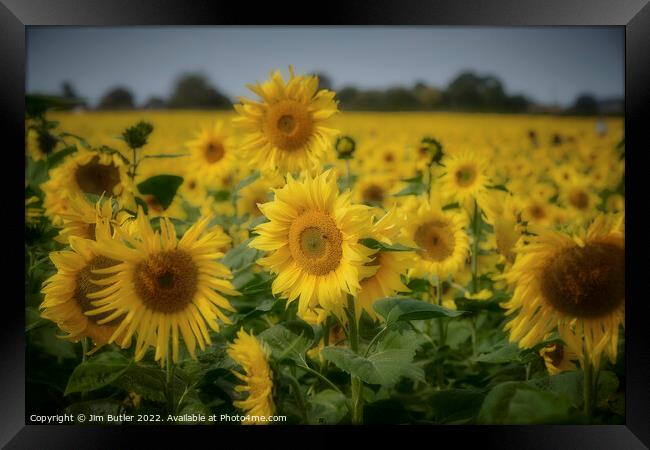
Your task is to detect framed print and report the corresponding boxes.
[2,0,649,447]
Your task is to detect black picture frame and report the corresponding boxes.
[3,1,649,447]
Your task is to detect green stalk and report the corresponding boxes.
[346,159,352,190]
[435,277,446,388]
[166,342,176,418]
[346,295,363,425]
[583,351,595,422]
[470,200,481,358]
[471,200,480,293]
[286,374,308,424]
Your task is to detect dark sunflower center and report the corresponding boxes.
[414,220,455,262]
[288,210,343,275]
[75,256,123,326]
[569,190,589,210]
[75,156,121,196]
[362,184,384,204]
[530,205,546,219]
[204,141,225,164]
[133,249,199,313]
[540,242,624,318]
[384,152,395,163]
[455,166,476,187]
[277,115,296,134]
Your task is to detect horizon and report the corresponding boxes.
[26,26,624,108]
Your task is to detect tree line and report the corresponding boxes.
[52,71,622,116]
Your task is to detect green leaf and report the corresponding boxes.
[221,238,263,271]
[58,132,91,149]
[258,323,312,364]
[46,145,77,168]
[247,214,269,230]
[473,342,521,364]
[393,181,427,197]
[142,153,190,159]
[478,382,573,424]
[373,297,464,325]
[136,175,183,210]
[210,189,230,202]
[26,307,48,332]
[320,347,382,384]
[430,389,485,424]
[529,370,619,409]
[111,365,167,402]
[65,352,132,395]
[26,158,49,186]
[233,172,260,194]
[308,389,348,425]
[322,329,422,386]
[359,238,415,252]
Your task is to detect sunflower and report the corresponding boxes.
[356,208,412,319]
[481,190,523,264]
[502,213,624,369]
[26,126,63,162]
[227,328,275,425]
[87,211,239,365]
[55,194,114,244]
[440,150,490,210]
[185,122,237,186]
[236,174,284,220]
[559,177,599,218]
[401,199,470,280]
[353,173,397,209]
[539,341,578,375]
[25,196,44,223]
[249,170,375,319]
[40,216,126,351]
[233,67,339,174]
[42,149,133,225]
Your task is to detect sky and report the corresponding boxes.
[26,26,624,108]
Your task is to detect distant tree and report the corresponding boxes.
[313,72,333,91]
[384,87,421,111]
[337,87,361,110]
[413,82,443,109]
[97,86,134,110]
[168,73,231,109]
[59,81,87,109]
[143,96,167,109]
[570,93,599,116]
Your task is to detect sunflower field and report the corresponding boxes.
[25,68,625,425]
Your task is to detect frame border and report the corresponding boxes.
[4,1,649,447]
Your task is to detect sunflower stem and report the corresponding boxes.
[297,363,345,398]
[346,295,363,425]
[435,278,446,387]
[166,344,176,418]
[286,373,308,424]
[471,199,480,293]
[583,351,595,423]
[345,159,352,190]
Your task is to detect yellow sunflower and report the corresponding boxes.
[236,174,285,220]
[227,328,275,425]
[356,207,412,319]
[55,194,114,244]
[87,211,239,365]
[440,150,490,211]
[539,341,578,375]
[233,67,339,174]
[502,213,624,369]
[25,196,44,223]
[353,173,397,209]
[185,122,237,186]
[40,216,126,351]
[42,149,133,225]
[401,199,470,280]
[249,170,375,319]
